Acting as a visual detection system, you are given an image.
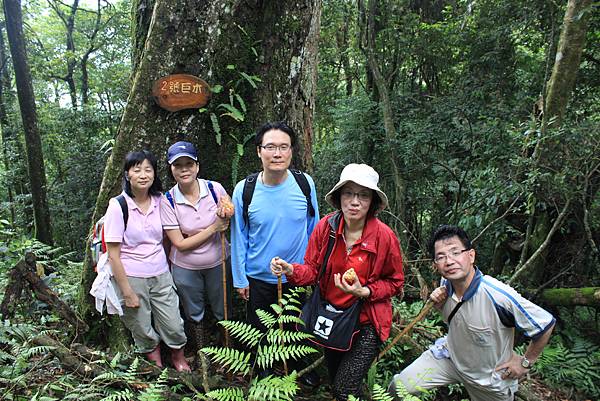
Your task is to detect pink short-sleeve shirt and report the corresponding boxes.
[103,192,169,278]
[161,179,230,269]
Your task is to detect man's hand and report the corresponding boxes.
[496,352,528,381]
[237,286,250,301]
[430,286,448,309]
[333,273,370,299]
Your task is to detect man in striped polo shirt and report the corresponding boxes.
[389,225,555,401]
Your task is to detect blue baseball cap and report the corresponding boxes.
[167,141,198,164]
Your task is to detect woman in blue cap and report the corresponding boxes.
[160,141,233,364]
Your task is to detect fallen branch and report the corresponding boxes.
[378,300,435,360]
[0,252,89,333]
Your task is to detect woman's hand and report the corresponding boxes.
[270,257,293,277]
[122,289,140,308]
[217,195,235,219]
[334,273,370,299]
[211,216,229,232]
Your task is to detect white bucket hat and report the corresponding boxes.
[325,163,389,213]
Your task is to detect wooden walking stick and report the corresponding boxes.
[377,300,435,360]
[221,232,230,348]
[276,266,289,375]
[218,196,234,349]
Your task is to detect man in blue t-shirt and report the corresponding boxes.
[231,121,319,334]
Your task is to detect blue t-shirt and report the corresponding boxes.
[230,170,319,287]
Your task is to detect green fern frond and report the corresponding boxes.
[23,345,55,358]
[248,372,298,401]
[276,314,305,325]
[270,304,283,315]
[92,371,123,382]
[109,352,122,368]
[256,344,317,368]
[201,347,251,375]
[371,383,394,401]
[265,329,313,344]
[0,349,16,363]
[256,309,277,330]
[138,369,169,401]
[219,320,263,348]
[100,388,135,401]
[282,304,302,314]
[204,387,246,401]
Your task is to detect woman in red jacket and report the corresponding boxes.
[271,163,404,401]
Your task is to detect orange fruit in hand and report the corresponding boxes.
[343,268,357,284]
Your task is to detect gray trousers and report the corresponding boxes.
[388,350,515,401]
[113,271,187,353]
[171,260,232,323]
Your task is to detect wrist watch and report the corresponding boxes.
[521,356,532,369]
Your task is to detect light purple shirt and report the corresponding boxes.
[161,179,230,270]
[104,192,169,278]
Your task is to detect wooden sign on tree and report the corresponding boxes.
[152,74,211,112]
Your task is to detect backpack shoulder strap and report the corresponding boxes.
[116,194,128,229]
[242,173,260,228]
[289,169,315,217]
[164,190,175,208]
[317,227,336,282]
[206,180,219,204]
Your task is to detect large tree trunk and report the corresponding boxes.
[0,22,16,224]
[543,0,592,128]
[3,0,53,245]
[513,0,592,286]
[359,0,407,239]
[78,0,321,347]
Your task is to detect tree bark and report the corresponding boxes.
[0,22,16,224]
[3,0,53,245]
[543,0,592,128]
[79,0,322,346]
[359,0,407,236]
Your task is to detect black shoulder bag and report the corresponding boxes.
[298,227,363,351]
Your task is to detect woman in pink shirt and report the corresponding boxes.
[160,141,232,362]
[104,150,190,372]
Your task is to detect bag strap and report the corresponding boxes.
[165,190,175,208]
[317,227,336,282]
[242,172,260,228]
[447,300,464,325]
[116,194,128,229]
[289,169,315,218]
[206,180,219,204]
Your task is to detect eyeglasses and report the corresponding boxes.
[340,190,372,201]
[259,144,291,153]
[434,249,470,264]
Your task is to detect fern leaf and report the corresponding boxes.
[219,320,263,348]
[248,372,298,401]
[201,347,251,375]
[256,309,277,330]
[205,387,246,401]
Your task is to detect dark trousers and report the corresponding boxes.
[323,325,381,401]
[247,276,296,332]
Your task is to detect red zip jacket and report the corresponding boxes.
[289,211,404,341]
